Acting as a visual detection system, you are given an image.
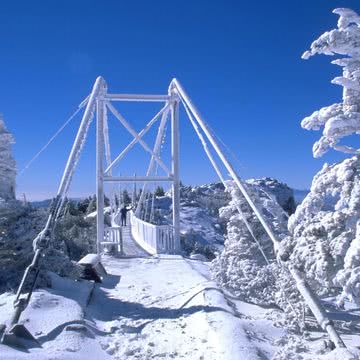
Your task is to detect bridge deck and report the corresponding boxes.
[120,224,149,258]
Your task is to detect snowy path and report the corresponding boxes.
[84,256,286,360]
[85,256,222,359]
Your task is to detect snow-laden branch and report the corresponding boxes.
[302,8,360,158]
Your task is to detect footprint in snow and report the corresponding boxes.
[125,347,141,356]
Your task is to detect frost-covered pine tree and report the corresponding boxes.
[211,181,305,330]
[289,8,360,305]
[301,8,360,158]
[0,115,16,201]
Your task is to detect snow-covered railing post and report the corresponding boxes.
[103,227,124,254]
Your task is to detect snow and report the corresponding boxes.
[211,181,291,305]
[179,205,224,249]
[0,273,107,359]
[85,206,112,219]
[1,255,360,359]
[148,180,295,258]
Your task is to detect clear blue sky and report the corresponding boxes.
[1,0,359,200]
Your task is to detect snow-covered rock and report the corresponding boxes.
[150,180,296,258]
[0,115,16,201]
[247,177,296,215]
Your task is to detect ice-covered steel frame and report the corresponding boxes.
[64,77,349,349]
[92,79,182,255]
[94,77,349,349]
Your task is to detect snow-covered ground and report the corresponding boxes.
[1,255,360,359]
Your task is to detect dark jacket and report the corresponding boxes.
[120,207,131,217]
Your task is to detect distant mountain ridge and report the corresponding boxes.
[30,197,85,208]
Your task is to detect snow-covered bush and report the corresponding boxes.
[0,201,81,292]
[212,181,304,329]
[53,210,97,261]
[288,8,360,304]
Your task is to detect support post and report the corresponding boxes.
[170,90,180,253]
[132,173,137,206]
[96,98,105,255]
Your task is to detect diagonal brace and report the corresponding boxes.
[105,103,169,174]
[135,107,169,216]
[106,102,171,176]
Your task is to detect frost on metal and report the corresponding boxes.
[302,8,360,158]
[0,115,16,201]
[288,156,360,304]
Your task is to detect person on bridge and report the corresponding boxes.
[120,205,132,226]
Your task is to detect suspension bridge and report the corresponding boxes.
[0,77,354,356]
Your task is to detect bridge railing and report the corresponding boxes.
[130,212,175,255]
[103,226,124,254]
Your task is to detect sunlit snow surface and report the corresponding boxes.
[1,256,360,359]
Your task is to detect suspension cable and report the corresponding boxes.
[181,98,301,324]
[19,95,90,176]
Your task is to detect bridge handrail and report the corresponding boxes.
[103,226,124,254]
[130,211,175,255]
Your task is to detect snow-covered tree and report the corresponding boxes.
[0,115,16,201]
[86,195,96,215]
[288,156,360,302]
[154,186,165,197]
[212,181,303,329]
[302,8,360,158]
[288,8,360,305]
